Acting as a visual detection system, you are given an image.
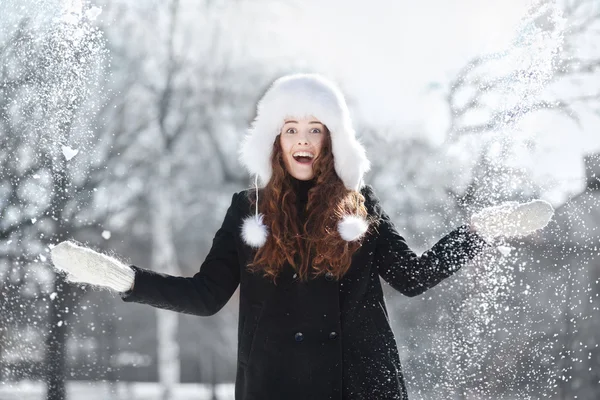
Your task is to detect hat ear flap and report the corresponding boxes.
[242,214,268,248]
[337,214,369,242]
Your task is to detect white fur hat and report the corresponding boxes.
[238,73,371,248]
[240,73,370,191]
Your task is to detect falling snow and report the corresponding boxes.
[84,6,102,21]
[61,146,79,161]
[1,0,599,399]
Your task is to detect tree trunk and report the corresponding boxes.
[45,279,71,400]
[151,160,180,400]
[558,261,574,400]
[589,259,600,396]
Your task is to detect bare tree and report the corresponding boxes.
[93,0,290,396]
[0,11,143,399]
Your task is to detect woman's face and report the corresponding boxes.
[279,117,327,181]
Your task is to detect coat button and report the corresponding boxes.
[328,331,338,340]
[325,272,334,281]
[294,332,304,342]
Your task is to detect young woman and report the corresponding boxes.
[51,74,554,400]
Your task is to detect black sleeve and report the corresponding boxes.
[363,185,489,297]
[120,192,242,316]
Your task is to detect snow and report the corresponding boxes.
[0,381,235,400]
[496,245,513,257]
[61,145,79,161]
[0,0,599,398]
[84,6,102,21]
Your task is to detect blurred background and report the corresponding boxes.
[1,0,599,399]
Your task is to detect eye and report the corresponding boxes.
[310,128,322,134]
[285,127,296,134]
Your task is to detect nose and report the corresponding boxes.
[297,131,309,146]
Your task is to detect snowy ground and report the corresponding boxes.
[0,381,532,400]
[0,381,235,400]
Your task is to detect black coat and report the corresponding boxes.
[121,185,488,399]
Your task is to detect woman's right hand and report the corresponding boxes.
[50,241,135,293]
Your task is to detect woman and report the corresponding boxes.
[51,74,554,399]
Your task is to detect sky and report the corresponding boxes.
[280,0,531,128]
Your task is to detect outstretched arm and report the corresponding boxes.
[51,193,242,316]
[364,186,554,297]
[365,186,487,297]
[120,193,241,316]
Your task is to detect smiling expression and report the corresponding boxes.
[279,117,327,181]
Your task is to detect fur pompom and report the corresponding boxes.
[241,214,268,248]
[338,214,369,242]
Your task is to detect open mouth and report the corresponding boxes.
[293,151,315,165]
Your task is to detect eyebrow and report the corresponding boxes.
[284,120,323,125]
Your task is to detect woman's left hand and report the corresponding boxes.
[470,199,554,240]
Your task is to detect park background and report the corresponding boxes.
[1,0,600,399]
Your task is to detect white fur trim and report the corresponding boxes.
[241,214,268,248]
[338,214,369,242]
[239,74,370,191]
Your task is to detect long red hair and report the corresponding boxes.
[247,129,371,281]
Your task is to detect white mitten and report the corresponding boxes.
[50,241,135,292]
[470,199,554,240]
